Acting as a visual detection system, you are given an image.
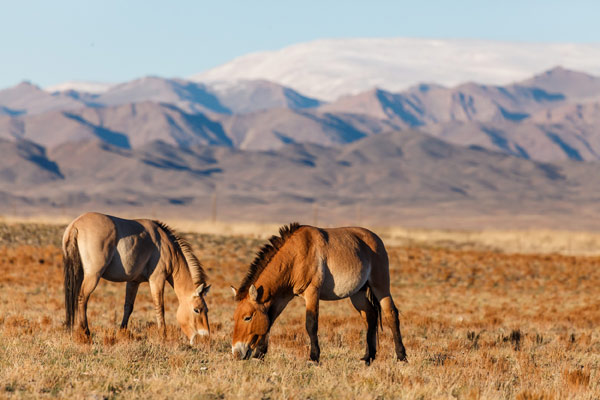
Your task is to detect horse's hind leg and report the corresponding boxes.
[368,259,407,362]
[120,281,140,329]
[350,291,378,365]
[77,273,102,337]
[378,295,407,362]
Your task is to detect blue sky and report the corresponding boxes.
[1,0,599,89]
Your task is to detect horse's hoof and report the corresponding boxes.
[361,356,375,366]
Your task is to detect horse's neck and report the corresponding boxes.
[170,254,195,298]
[255,248,296,320]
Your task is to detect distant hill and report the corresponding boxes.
[2,76,324,118]
[0,138,63,185]
[0,102,230,149]
[207,79,323,113]
[318,68,600,161]
[520,67,600,101]
[93,77,231,115]
[0,82,85,115]
[320,82,566,126]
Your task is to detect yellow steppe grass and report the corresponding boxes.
[1,224,600,399]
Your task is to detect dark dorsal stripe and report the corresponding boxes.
[154,221,207,286]
[235,222,303,301]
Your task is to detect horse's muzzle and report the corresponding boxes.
[232,342,252,360]
[190,329,209,345]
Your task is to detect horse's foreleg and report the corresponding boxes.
[149,279,166,339]
[120,281,140,329]
[77,274,101,337]
[350,291,378,365]
[303,286,320,363]
[379,296,407,362]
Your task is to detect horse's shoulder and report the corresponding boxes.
[293,225,328,246]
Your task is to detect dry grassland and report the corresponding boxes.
[3,215,600,255]
[1,222,600,399]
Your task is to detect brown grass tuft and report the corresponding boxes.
[516,390,555,400]
[563,367,590,390]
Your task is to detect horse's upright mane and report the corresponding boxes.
[154,221,207,286]
[235,222,303,301]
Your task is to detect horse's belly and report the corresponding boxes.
[102,245,152,282]
[101,267,134,282]
[319,261,370,300]
[101,259,139,282]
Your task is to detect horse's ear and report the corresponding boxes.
[249,284,258,302]
[193,283,205,297]
[202,284,211,296]
[249,285,263,303]
[230,286,237,298]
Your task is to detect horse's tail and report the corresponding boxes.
[365,284,383,331]
[63,227,83,330]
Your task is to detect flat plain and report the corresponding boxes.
[1,222,599,399]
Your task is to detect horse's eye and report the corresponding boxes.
[193,308,200,314]
[243,315,252,322]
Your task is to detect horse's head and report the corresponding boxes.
[177,283,211,344]
[231,284,270,360]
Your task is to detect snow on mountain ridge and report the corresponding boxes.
[191,38,600,101]
[45,81,114,94]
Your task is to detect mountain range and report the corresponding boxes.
[3,66,600,161]
[1,45,600,228]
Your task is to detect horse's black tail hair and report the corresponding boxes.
[63,228,83,330]
[365,284,383,331]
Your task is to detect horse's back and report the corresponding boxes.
[65,212,160,281]
[319,226,386,260]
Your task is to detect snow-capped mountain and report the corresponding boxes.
[191,38,600,101]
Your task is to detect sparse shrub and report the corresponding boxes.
[516,390,554,400]
[467,330,480,349]
[510,329,522,351]
[563,367,590,389]
[102,328,117,346]
[427,353,450,366]
[535,333,543,345]
[502,328,522,350]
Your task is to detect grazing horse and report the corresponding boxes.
[63,212,211,344]
[231,223,407,365]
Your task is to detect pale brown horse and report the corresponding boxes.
[63,212,211,344]
[231,223,407,365]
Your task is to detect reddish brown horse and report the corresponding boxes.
[231,223,407,365]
